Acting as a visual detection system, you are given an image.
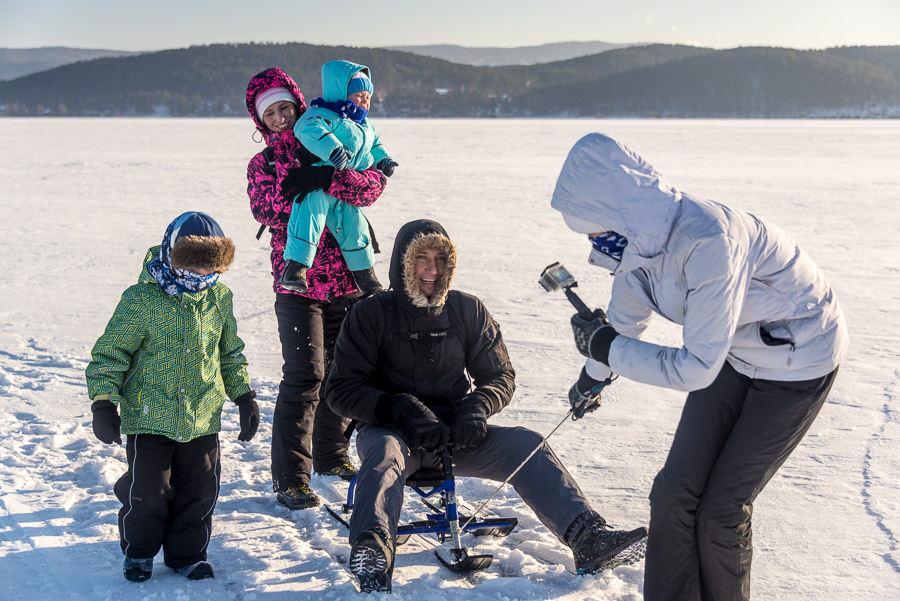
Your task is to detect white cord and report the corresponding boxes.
[460,409,573,530]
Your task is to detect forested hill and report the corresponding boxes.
[518,47,900,117]
[0,47,139,81]
[383,41,636,66]
[0,42,897,118]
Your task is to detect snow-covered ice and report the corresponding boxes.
[1,118,899,600]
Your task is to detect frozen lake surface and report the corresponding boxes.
[1,118,899,600]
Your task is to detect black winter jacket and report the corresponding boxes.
[325,219,515,426]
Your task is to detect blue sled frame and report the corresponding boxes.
[328,451,518,572]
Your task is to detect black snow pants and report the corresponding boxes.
[271,292,358,490]
[113,433,220,569]
[644,362,838,601]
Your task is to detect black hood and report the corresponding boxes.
[388,219,457,310]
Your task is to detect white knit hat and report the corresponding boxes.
[255,87,297,120]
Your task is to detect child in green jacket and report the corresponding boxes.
[85,211,259,583]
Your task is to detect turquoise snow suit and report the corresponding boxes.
[284,60,391,271]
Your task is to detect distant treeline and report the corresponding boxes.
[0,42,898,118]
[0,47,140,82]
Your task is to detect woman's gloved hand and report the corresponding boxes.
[568,368,613,419]
[571,308,619,365]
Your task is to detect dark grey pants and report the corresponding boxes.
[349,424,594,545]
[644,363,838,601]
[271,293,357,490]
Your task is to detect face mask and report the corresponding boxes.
[589,232,628,262]
[173,269,220,293]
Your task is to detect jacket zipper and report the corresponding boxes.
[636,268,666,319]
[175,297,184,441]
[781,320,797,367]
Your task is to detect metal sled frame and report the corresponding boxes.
[339,451,518,572]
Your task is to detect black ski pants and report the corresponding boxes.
[644,362,838,601]
[271,292,357,490]
[113,433,220,569]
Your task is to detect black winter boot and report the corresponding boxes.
[349,526,394,593]
[280,260,309,293]
[123,557,153,582]
[568,516,648,575]
[350,268,383,298]
[276,483,320,510]
[174,561,214,580]
[316,462,358,482]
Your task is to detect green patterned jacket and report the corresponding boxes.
[86,246,251,442]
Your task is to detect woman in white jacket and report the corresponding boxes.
[552,133,847,601]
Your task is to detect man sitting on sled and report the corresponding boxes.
[325,218,647,593]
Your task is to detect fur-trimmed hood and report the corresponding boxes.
[388,220,457,308]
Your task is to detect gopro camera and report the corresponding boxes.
[539,262,577,292]
[539,262,592,318]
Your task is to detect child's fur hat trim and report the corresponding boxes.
[170,236,235,273]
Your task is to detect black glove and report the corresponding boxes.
[235,391,260,442]
[568,368,612,419]
[375,158,398,177]
[281,165,335,202]
[329,147,351,170]
[451,394,489,450]
[91,399,122,445]
[387,393,449,451]
[571,308,619,365]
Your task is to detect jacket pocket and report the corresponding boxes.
[758,321,796,366]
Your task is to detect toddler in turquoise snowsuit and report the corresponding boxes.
[280,60,397,296]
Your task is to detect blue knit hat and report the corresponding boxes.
[347,71,373,97]
[166,211,234,272]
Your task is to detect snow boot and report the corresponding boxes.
[316,462,358,482]
[123,556,153,582]
[276,483,320,510]
[349,526,394,593]
[350,267,383,298]
[174,561,215,580]
[280,260,309,293]
[568,516,648,575]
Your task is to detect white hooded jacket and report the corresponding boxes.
[552,133,848,391]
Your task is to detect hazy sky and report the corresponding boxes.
[1,0,898,51]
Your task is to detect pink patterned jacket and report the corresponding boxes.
[245,67,387,300]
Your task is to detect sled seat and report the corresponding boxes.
[405,468,445,490]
